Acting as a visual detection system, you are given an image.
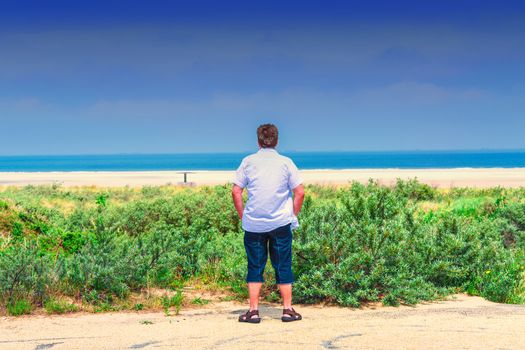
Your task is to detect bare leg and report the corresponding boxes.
[248,282,263,315]
[278,283,292,309]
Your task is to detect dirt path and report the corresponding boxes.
[1,294,524,350]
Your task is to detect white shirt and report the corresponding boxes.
[234,148,302,233]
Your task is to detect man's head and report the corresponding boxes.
[257,124,279,148]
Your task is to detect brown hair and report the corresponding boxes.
[257,124,279,148]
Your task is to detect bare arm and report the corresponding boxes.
[293,184,305,216]
[232,184,244,219]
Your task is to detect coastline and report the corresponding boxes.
[2,168,525,188]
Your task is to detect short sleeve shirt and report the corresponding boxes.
[234,148,302,233]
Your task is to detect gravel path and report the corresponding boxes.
[1,294,524,350]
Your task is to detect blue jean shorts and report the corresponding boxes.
[244,223,294,284]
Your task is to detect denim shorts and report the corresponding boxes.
[243,223,294,284]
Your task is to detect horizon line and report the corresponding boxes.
[1,148,525,158]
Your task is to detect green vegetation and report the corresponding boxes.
[7,299,32,316]
[162,290,184,316]
[44,298,79,314]
[191,297,210,305]
[133,303,145,311]
[0,181,524,316]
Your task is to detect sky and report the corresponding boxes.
[1,0,524,155]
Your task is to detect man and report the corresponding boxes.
[232,123,305,323]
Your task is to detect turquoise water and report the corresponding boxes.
[0,151,524,172]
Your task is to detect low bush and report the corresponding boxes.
[44,298,79,314]
[7,299,32,316]
[162,290,184,316]
[0,240,51,309]
[0,180,523,315]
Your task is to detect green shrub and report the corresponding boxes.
[498,202,525,249]
[133,303,144,311]
[0,200,8,210]
[7,299,32,316]
[395,179,436,201]
[61,231,132,303]
[0,181,523,313]
[197,231,245,287]
[191,297,210,305]
[0,240,51,308]
[11,221,24,239]
[162,290,184,315]
[293,181,437,306]
[44,298,78,314]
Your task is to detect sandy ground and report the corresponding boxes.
[1,168,525,188]
[1,294,524,350]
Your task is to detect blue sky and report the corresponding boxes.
[1,0,524,155]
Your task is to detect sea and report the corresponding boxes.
[1,151,525,172]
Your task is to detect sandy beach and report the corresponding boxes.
[1,168,525,188]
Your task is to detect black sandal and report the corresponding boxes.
[238,309,261,323]
[282,308,302,322]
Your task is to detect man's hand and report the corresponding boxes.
[232,184,244,219]
[292,184,305,216]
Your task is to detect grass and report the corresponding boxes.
[44,298,79,314]
[191,297,210,305]
[161,290,184,316]
[133,303,145,311]
[7,299,32,316]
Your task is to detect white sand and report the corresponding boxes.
[1,168,525,188]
